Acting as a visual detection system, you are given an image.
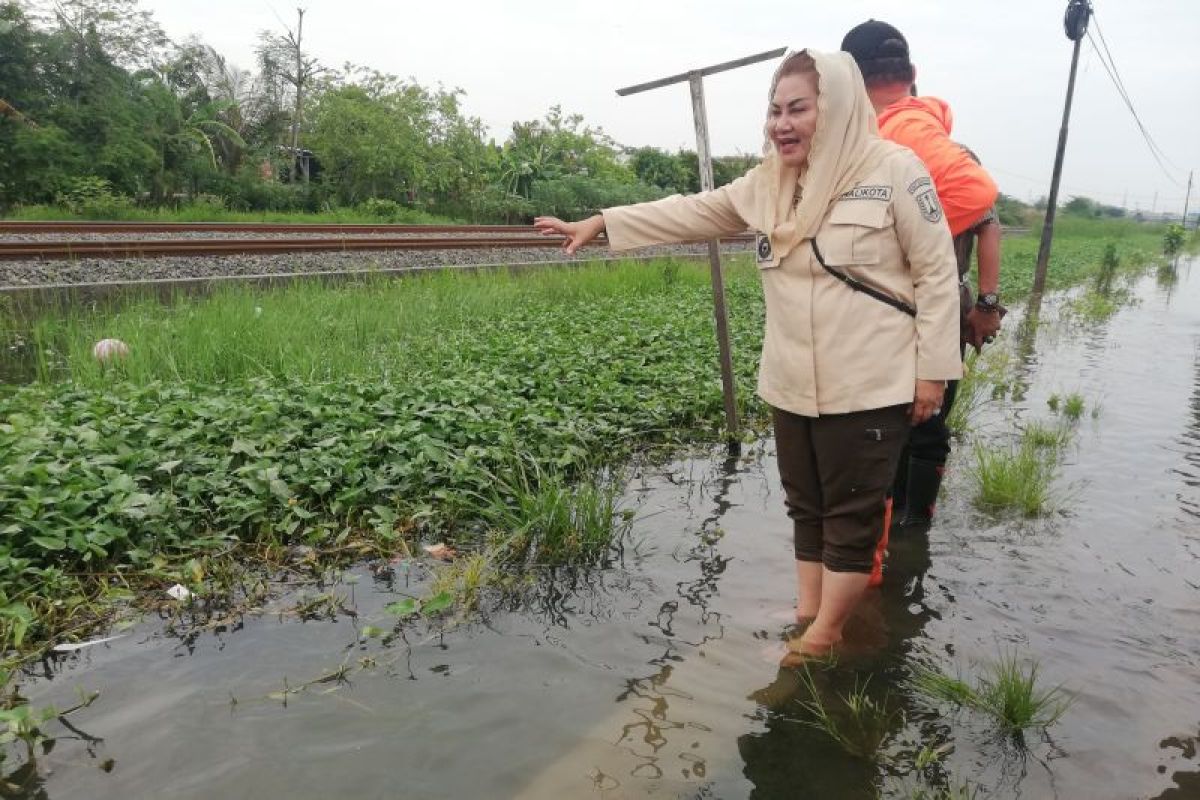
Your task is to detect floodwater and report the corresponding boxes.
[10,258,1200,799]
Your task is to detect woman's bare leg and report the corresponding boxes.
[798,568,870,654]
[796,559,823,623]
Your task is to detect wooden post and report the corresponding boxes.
[616,47,786,442]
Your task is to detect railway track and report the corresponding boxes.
[0,222,755,261]
[0,221,541,235]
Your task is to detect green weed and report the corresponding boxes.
[976,652,1072,733]
[0,670,100,789]
[0,259,765,654]
[911,654,1072,735]
[1023,420,1071,450]
[971,440,1057,516]
[4,202,459,225]
[797,667,902,761]
[1062,393,1086,421]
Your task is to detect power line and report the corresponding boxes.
[1090,11,1182,174]
[1086,9,1184,186]
[988,165,1185,204]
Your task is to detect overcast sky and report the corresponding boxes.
[144,0,1199,215]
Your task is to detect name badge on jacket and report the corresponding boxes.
[755,232,773,264]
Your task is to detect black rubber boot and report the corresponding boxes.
[897,457,944,535]
[888,443,911,523]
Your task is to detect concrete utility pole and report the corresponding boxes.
[616,47,786,442]
[1182,170,1193,228]
[1033,0,1092,297]
[289,8,306,183]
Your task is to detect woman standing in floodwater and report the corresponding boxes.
[534,49,961,656]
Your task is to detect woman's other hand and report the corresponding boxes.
[910,379,946,425]
[533,214,605,255]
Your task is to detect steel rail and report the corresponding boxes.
[0,234,755,261]
[0,221,544,235]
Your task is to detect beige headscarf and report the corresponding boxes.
[729,49,899,267]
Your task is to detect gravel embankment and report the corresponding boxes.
[0,242,753,289]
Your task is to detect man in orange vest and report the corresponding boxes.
[842,21,1005,555]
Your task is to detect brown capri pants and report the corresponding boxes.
[773,404,910,573]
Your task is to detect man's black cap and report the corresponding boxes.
[840,20,915,84]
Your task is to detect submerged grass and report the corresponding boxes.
[797,665,903,761]
[911,654,1072,736]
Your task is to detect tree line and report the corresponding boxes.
[0,0,758,222]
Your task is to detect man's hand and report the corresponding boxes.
[964,306,1003,353]
[910,379,946,426]
[533,214,606,255]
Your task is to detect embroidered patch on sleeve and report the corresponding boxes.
[838,185,893,202]
[907,177,943,224]
[907,177,932,194]
[755,232,773,263]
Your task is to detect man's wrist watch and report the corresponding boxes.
[976,292,1001,311]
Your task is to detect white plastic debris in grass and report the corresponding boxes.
[51,634,127,653]
[92,338,130,361]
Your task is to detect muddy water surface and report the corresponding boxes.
[15,259,1200,799]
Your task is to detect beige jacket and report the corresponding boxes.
[603,147,962,417]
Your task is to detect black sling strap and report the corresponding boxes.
[810,239,917,318]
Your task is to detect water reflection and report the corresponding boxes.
[1175,347,1200,522]
[738,523,943,797]
[1151,725,1200,799]
[606,449,741,786]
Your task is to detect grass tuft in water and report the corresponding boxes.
[477,459,630,568]
[971,440,1056,516]
[975,652,1072,733]
[911,666,978,707]
[1023,419,1071,450]
[797,666,902,761]
[911,654,1072,736]
[1061,393,1086,421]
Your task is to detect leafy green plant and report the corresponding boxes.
[0,671,100,787]
[1163,224,1185,255]
[0,259,765,652]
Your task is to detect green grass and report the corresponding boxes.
[1061,393,1086,421]
[975,652,1072,733]
[911,654,1072,735]
[0,220,1161,653]
[14,259,746,386]
[1000,219,1164,300]
[946,347,1014,436]
[971,439,1057,516]
[3,202,460,225]
[797,666,903,761]
[0,258,766,654]
[1023,420,1071,450]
